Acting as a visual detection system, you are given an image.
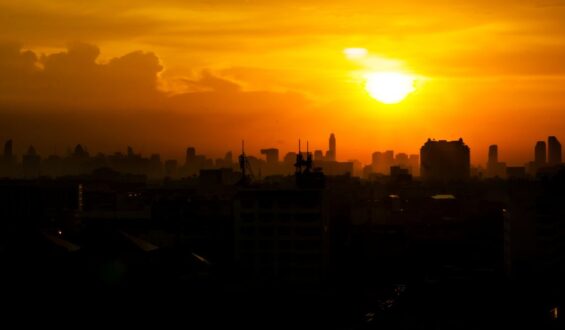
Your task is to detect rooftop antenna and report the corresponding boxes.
[238,140,255,185]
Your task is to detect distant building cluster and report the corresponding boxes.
[484,136,563,179]
[1,134,563,183]
[0,134,356,180]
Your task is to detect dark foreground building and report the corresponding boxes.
[420,138,471,182]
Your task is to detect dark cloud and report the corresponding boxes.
[0,42,164,110]
[0,41,312,158]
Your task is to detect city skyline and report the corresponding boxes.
[1,133,562,180]
[2,2,565,165]
[3,1,565,327]
[0,133,562,166]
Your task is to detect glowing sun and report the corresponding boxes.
[365,72,415,104]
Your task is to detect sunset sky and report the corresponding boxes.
[1,0,565,165]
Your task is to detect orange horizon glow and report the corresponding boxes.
[1,1,565,166]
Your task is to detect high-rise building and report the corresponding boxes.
[486,144,506,178]
[283,152,297,165]
[72,144,89,158]
[383,150,394,175]
[409,154,420,176]
[186,147,196,164]
[3,139,13,158]
[548,136,562,166]
[420,138,470,181]
[534,141,546,166]
[395,153,409,168]
[326,133,336,161]
[260,148,279,164]
[314,150,324,161]
[488,145,498,164]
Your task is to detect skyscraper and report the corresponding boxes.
[487,144,506,178]
[548,136,562,166]
[534,141,546,165]
[326,133,336,161]
[488,145,498,165]
[487,145,498,177]
[420,138,470,181]
[186,147,196,164]
[4,139,13,158]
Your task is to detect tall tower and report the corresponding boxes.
[548,136,562,166]
[488,145,498,165]
[535,141,547,165]
[327,133,336,162]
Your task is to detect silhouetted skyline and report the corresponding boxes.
[1,133,563,181]
[2,2,565,327]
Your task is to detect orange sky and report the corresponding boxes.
[1,0,565,165]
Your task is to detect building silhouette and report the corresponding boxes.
[325,133,336,161]
[314,150,324,161]
[487,144,506,178]
[420,138,470,181]
[186,147,196,163]
[260,148,279,164]
[548,136,562,166]
[0,139,17,177]
[22,145,41,178]
[409,154,420,176]
[535,141,547,166]
[4,139,13,159]
[488,145,498,165]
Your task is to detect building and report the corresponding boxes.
[488,145,498,165]
[22,146,41,178]
[535,141,547,166]
[4,139,13,159]
[314,150,324,161]
[0,139,17,177]
[420,138,470,182]
[371,151,382,174]
[315,161,354,176]
[186,147,196,164]
[260,148,279,164]
[409,154,420,177]
[395,153,409,167]
[548,136,562,166]
[325,133,336,162]
[234,187,329,286]
[506,166,526,180]
[486,145,506,178]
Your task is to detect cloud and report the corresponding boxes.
[0,42,164,110]
[181,70,241,93]
[0,41,314,158]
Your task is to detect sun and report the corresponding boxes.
[364,72,415,104]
